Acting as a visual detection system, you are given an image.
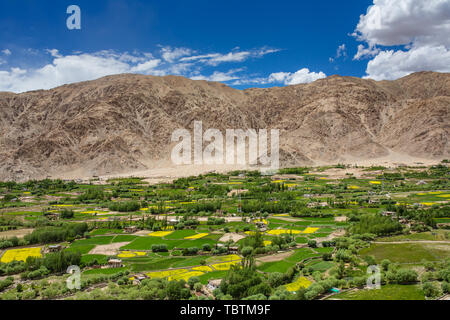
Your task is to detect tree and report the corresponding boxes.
[381,259,391,272]
[422,282,442,298]
[307,240,317,248]
[241,246,253,257]
[188,276,200,289]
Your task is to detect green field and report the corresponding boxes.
[330,285,426,300]
[359,243,450,263]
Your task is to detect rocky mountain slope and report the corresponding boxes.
[0,71,448,181]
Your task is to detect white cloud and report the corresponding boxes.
[0,51,161,93]
[46,49,62,58]
[365,44,450,80]
[2,49,11,56]
[130,59,161,73]
[160,47,193,63]
[268,68,327,85]
[353,44,380,60]
[355,0,450,47]
[180,47,279,66]
[190,69,243,82]
[354,0,450,80]
[0,46,282,92]
[336,44,347,58]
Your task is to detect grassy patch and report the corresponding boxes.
[83,267,127,275]
[359,243,450,263]
[330,284,425,300]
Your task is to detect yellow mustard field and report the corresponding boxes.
[1,247,42,263]
[302,227,319,234]
[117,251,147,258]
[191,266,213,272]
[145,269,189,279]
[285,276,312,292]
[148,231,173,237]
[263,241,272,247]
[168,271,204,281]
[266,229,302,235]
[211,260,241,271]
[184,233,209,240]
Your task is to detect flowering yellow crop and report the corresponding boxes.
[162,226,174,231]
[216,254,241,262]
[1,247,42,263]
[117,252,136,258]
[263,241,272,247]
[369,181,381,185]
[273,214,289,217]
[212,261,241,271]
[271,180,285,183]
[421,202,435,206]
[429,192,443,195]
[145,269,189,279]
[117,251,147,258]
[52,204,73,207]
[192,266,213,272]
[80,210,101,214]
[437,194,450,198]
[169,271,204,281]
[254,219,268,225]
[285,277,312,292]
[302,227,319,234]
[185,233,208,240]
[266,229,302,235]
[148,231,173,237]
[348,185,360,189]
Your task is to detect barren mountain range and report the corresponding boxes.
[0,71,448,181]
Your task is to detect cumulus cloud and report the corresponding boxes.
[2,49,11,56]
[0,51,161,93]
[354,0,450,80]
[268,68,327,85]
[366,45,450,80]
[353,44,380,60]
[0,45,284,92]
[354,0,450,47]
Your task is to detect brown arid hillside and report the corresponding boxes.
[0,71,448,181]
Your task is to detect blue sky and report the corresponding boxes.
[1,0,449,92]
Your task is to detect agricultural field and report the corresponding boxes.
[0,163,449,300]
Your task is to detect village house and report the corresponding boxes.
[45,212,60,221]
[124,226,138,233]
[132,274,148,285]
[108,259,123,268]
[168,218,180,225]
[228,246,239,253]
[207,279,222,291]
[47,244,63,252]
